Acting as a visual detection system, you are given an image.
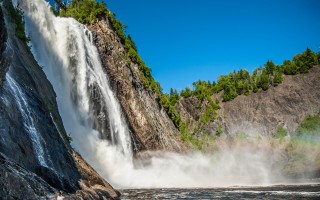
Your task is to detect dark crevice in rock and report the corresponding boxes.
[0,5,8,86]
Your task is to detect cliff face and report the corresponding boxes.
[0,5,7,85]
[219,65,320,136]
[0,1,119,199]
[177,65,320,137]
[88,19,184,151]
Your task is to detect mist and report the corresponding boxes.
[97,136,320,188]
[18,0,320,190]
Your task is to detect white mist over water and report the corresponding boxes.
[16,0,315,189]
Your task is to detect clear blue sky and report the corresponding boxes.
[104,0,320,93]
[53,0,320,93]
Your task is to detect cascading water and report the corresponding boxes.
[19,0,133,182]
[5,72,48,167]
[16,0,316,189]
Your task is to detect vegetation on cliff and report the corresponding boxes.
[60,0,162,97]
[282,111,320,174]
[7,1,29,42]
[57,0,320,149]
[180,48,319,102]
[294,112,320,141]
[60,0,107,24]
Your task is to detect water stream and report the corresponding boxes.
[16,0,320,189]
[5,73,48,166]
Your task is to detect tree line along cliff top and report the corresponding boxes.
[51,0,320,148]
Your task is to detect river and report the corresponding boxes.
[120,184,320,199]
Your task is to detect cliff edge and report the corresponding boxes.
[0,1,119,199]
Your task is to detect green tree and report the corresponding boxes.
[180,86,193,98]
[273,71,283,86]
[244,81,250,95]
[283,60,298,75]
[303,48,318,67]
[317,51,320,63]
[126,35,137,52]
[293,48,318,74]
[222,85,237,101]
[235,80,244,95]
[257,70,269,91]
[264,60,276,75]
[61,0,107,24]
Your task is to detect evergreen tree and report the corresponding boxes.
[222,85,237,101]
[317,51,320,63]
[257,70,269,91]
[273,71,283,86]
[283,60,298,75]
[244,81,250,95]
[264,60,276,75]
[180,86,192,98]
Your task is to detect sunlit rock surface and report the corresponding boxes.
[0,0,119,199]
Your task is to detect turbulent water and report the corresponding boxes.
[120,184,320,199]
[16,0,320,190]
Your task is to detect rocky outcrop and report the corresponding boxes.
[88,19,184,151]
[220,65,320,136]
[0,5,8,86]
[0,1,119,199]
[177,65,320,137]
[0,153,56,199]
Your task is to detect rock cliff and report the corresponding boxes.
[176,65,320,137]
[88,19,184,151]
[0,4,7,85]
[0,0,119,199]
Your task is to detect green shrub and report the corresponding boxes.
[60,0,107,24]
[296,113,320,136]
[178,49,318,103]
[7,2,29,42]
[216,124,223,136]
[66,132,73,144]
[180,122,203,150]
[199,97,220,125]
[59,1,320,143]
[275,126,288,139]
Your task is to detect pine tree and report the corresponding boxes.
[273,71,283,86]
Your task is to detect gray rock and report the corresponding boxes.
[88,18,185,152]
[0,1,120,199]
[177,65,320,137]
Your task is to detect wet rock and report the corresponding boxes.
[0,1,120,199]
[0,5,8,86]
[0,153,56,199]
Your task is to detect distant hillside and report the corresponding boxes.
[177,65,320,141]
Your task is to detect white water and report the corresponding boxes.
[5,73,47,166]
[19,0,134,184]
[16,0,315,189]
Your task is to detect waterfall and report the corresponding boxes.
[5,72,48,167]
[16,0,303,189]
[17,0,136,186]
